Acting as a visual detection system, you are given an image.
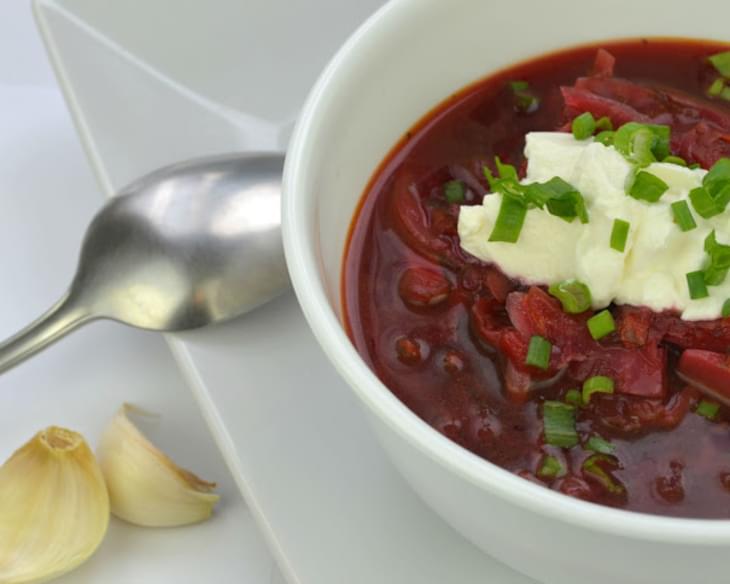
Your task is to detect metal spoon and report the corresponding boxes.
[0,152,288,374]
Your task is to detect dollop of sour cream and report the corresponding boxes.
[458,132,730,321]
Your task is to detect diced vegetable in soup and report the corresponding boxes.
[343,39,730,518]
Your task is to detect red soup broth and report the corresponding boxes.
[343,39,730,518]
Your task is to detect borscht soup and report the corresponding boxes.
[343,39,730,518]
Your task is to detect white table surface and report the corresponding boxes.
[0,3,277,582]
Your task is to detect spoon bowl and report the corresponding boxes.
[0,152,287,373]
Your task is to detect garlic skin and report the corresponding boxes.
[98,405,219,527]
[0,427,109,584]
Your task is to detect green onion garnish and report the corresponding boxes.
[686,270,709,299]
[689,186,721,218]
[488,194,527,243]
[670,200,697,232]
[586,436,615,455]
[629,171,669,203]
[582,375,614,404]
[609,218,630,252]
[722,299,730,318]
[509,81,540,114]
[722,87,730,102]
[704,158,730,191]
[515,93,540,113]
[663,155,687,167]
[708,78,726,97]
[495,156,519,183]
[702,230,730,286]
[543,401,578,448]
[484,157,524,196]
[564,388,582,407]
[689,163,702,170]
[537,455,565,479]
[595,117,613,132]
[689,158,730,218]
[613,122,670,167]
[582,454,625,495]
[696,400,720,420]
[525,335,552,370]
[548,279,592,313]
[587,310,616,340]
[709,50,730,78]
[594,130,615,146]
[572,112,596,140]
[444,180,465,204]
[525,177,589,223]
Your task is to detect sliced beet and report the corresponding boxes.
[398,267,451,308]
[506,287,597,362]
[678,349,730,404]
[590,48,616,78]
[615,305,654,347]
[569,343,667,399]
[659,314,730,353]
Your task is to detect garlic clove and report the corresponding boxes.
[0,426,109,584]
[98,404,220,527]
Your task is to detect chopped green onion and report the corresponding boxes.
[488,194,527,243]
[537,455,565,479]
[582,454,625,495]
[721,87,730,102]
[484,156,519,191]
[495,156,519,182]
[696,400,720,420]
[509,81,540,113]
[613,122,670,166]
[587,310,616,340]
[722,299,730,318]
[629,171,669,203]
[546,192,589,224]
[483,165,497,189]
[572,112,596,140]
[525,177,589,223]
[609,218,630,252]
[663,155,687,167]
[702,230,730,286]
[582,376,614,404]
[688,158,730,218]
[709,50,730,78]
[704,158,730,191]
[586,436,615,455]
[515,93,540,112]
[689,186,721,218]
[525,335,552,370]
[594,130,615,146]
[686,270,709,299]
[548,279,592,313]
[543,401,578,448]
[444,180,465,204]
[714,183,730,211]
[705,157,730,183]
[564,388,582,407]
[670,200,697,232]
[689,163,702,170]
[708,78,726,97]
[595,116,613,132]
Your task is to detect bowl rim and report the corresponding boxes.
[282,0,730,543]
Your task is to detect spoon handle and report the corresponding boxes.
[0,293,90,374]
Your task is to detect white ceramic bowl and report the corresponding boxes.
[283,1,730,582]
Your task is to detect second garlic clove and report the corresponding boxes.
[97,405,220,527]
